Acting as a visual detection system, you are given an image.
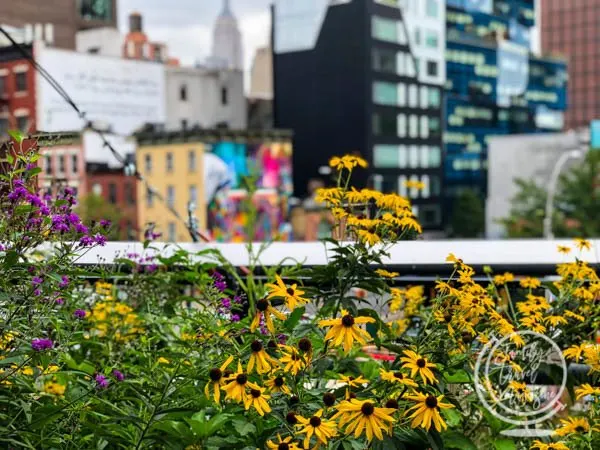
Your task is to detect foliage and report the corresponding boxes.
[502,150,600,238]
[76,193,124,240]
[449,189,485,238]
[1,149,600,450]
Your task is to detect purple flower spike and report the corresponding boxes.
[112,369,125,382]
[59,276,69,288]
[74,309,87,319]
[95,374,109,389]
[31,338,53,352]
[231,314,241,323]
[32,276,43,286]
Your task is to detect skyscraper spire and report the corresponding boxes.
[211,0,243,70]
[222,0,232,16]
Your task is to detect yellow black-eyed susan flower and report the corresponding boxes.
[204,355,234,403]
[250,298,286,334]
[221,361,260,403]
[279,345,307,375]
[575,238,592,251]
[554,417,590,436]
[319,310,375,353]
[295,410,337,449]
[557,245,571,254]
[248,340,278,374]
[530,441,570,450]
[575,383,600,400]
[400,350,437,385]
[563,344,589,362]
[266,434,300,450]
[379,369,418,388]
[329,155,368,171]
[520,277,541,289]
[405,392,453,432]
[244,386,271,416]
[331,399,395,441]
[266,274,309,311]
[265,374,291,395]
[508,381,533,403]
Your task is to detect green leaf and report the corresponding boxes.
[443,369,471,384]
[232,418,256,437]
[3,250,18,268]
[441,407,462,428]
[8,129,25,143]
[442,431,478,450]
[494,439,517,450]
[284,306,305,332]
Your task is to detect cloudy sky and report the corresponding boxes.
[118,0,272,73]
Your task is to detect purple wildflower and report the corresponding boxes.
[59,276,69,288]
[64,187,75,196]
[26,193,43,207]
[74,223,89,234]
[233,295,244,304]
[55,298,64,305]
[145,264,158,273]
[278,334,287,345]
[8,186,28,201]
[94,374,109,389]
[112,369,125,382]
[212,272,227,292]
[40,205,50,215]
[31,338,53,352]
[221,298,231,309]
[93,234,107,246]
[32,276,43,286]
[100,219,111,228]
[33,289,41,296]
[74,309,87,319]
[79,236,94,247]
[26,163,36,170]
[231,314,241,322]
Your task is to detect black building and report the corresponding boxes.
[273,0,445,230]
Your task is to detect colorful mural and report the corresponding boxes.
[207,141,293,242]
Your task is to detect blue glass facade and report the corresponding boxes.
[444,0,567,195]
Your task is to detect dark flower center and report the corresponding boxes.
[425,396,438,408]
[322,392,336,406]
[575,425,586,432]
[286,412,298,424]
[257,299,269,311]
[341,315,355,327]
[385,399,399,409]
[416,358,427,368]
[236,374,247,385]
[348,376,355,381]
[461,332,474,343]
[291,353,300,361]
[250,389,261,398]
[309,416,322,427]
[268,340,278,349]
[361,402,375,416]
[274,376,284,387]
[278,444,289,450]
[251,340,263,352]
[209,368,222,381]
[298,338,312,352]
[443,313,452,323]
[393,372,404,379]
[289,396,299,405]
[286,288,295,296]
[349,392,357,399]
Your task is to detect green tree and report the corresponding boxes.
[501,150,600,238]
[76,193,123,240]
[449,189,485,238]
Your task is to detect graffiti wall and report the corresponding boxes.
[207,141,293,242]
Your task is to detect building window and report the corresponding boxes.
[168,222,176,242]
[429,146,441,167]
[166,152,173,172]
[408,175,419,199]
[58,155,65,173]
[15,72,27,92]
[167,185,175,208]
[374,145,399,168]
[372,48,396,73]
[0,118,8,137]
[125,182,135,205]
[44,155,52,175]
[419,146,429,168]
[71,154,78,175]
[397,83,406,106]
[428,88,441,107]
[92,183,102,196]
[414,28,421,46]
[180,84,187,101]
[421,175,430,199]
[181,119,188,130]
[146,187,154,207]
[373,112,397,137]
[430,117,441,136]
[397,114,407,137]
[188,150,196,172]
[420,116,429,138]
[189,185,197,206]
[398,175,407,197]
[409,145,419,168]
[108,183,117,204]
[420,86,428,109]
[0,76,5,95]
[372,16,398,43]
[221,87,228,105]
[409,115,418,138]
[408,84,418,107]
[16,115,28,132]
[425,30,439,49]
[426,0,439,18]
[420,204,441,227]
[398,145,407,168]
[427,60,438,77]
[144,154,152,173]
[373,81,398,106]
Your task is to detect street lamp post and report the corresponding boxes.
[543,149,584,239]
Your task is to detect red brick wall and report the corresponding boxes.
[0,57,37,134]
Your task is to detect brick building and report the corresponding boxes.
[38,132,87,198]
[87,162,139,240]
[541,0,596,129]
[0,45,36,138]
[0,0,117,50]
[122,12,168,63]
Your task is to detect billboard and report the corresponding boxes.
[36,44,166,135]
[207,141,293,242]
[591,120,600,150]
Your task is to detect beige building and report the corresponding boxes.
[249,46,273,100]
[136,135,206,242]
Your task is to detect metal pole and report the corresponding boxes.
[543,149,583,239]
